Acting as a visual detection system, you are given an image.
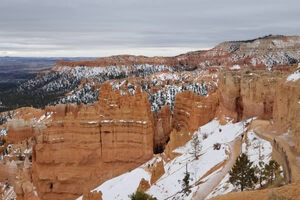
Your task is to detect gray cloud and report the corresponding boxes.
[0,0,299,57]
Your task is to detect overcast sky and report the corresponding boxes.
[0,0,299,57]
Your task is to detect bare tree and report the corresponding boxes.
[191,134,202,159]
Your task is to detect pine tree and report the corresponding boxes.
[229,153,258,191]
[255,160,265,188]
[264,160,280,184]
[128,190,157,200]
[182,164,191,195]
[191,134,202,159]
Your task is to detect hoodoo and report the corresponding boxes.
[1,35,300,200]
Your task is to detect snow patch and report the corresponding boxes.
[230,65,241,70]
[286,70,300,82]
[77,168,151,200]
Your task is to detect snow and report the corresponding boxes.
[230,65,241,70]
[243,131,272,162]
[0,128,7,136]
[207,130,273,199]
[46,112,53,119]
[37,114,45,123]
[24,147,32,154]
[77,119,246,200]
[286,70,300,82]
[77,168,151,200]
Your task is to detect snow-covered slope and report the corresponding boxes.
[206,130,273,199]
[77,119,246,200]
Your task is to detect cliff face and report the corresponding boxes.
[173,90,218,133]
[217,70,284,122]
[7,119,33,143]
[273,71,300,152]
[31,84,156,200]
[153,105,172,153]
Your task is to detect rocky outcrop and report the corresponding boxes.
[217,70,285,122]
[273,70,300,152]
[211,181,300,200]
[150,160,165,185]
[82,191,102,200]
[7,119,33,143]
[153,106,172,153]
[137,178,151,192]
[31,84,156,200]
[173,90,218,133]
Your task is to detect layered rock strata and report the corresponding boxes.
[31,84,156,200]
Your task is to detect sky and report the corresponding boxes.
[0,0,299,57]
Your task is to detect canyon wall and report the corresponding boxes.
[173,91,218,133]
[273,76,300,152]
[4,67,300,200]
[7,119,34,143]
[153,105,172,153]
[217,70,284,122]
[31,84,157,200]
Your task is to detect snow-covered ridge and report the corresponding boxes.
[17,64,184,106]
[110,71,215,113]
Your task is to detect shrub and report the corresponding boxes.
[213,143,221,150]
[129,190,157,200]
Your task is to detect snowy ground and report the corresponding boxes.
[77,119,246,200]
[206,130,273,199]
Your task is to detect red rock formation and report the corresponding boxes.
[7,119,33,143]
[137,178,151,192]
[173,91,218,133]
[273,72,300,152]
[31,83,155,200]
[82,191,102,200]
[154,106,172,153]
[217,70,285,122]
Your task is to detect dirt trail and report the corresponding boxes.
[250,120,300,183]
[192,137,242,200]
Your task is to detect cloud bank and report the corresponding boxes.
[1,0,299,57]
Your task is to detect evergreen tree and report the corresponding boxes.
[264,160,280,184]
[229,153,258,191]
[182,164,191,195]
[191,134,202,159]
[129,190,157,200]
[255,160,265,188]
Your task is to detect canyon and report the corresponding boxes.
[0,35,300,200]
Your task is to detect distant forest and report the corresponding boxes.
[0,57,95,111]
